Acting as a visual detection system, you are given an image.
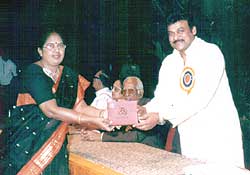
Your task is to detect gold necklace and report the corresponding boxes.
[40,61,59,82]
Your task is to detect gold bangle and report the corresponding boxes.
[78,115,81,125]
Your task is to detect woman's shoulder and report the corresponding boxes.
[23,63,43,76]
[25,63,41,70]
[62,65,78,76]
[62,65,89,81]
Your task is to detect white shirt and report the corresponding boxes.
[91,87,112,110]
[146,37,245,167]
[0,57,17,85]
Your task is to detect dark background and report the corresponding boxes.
[1,0,250,169]
[0,0,249,117]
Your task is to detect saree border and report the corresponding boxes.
[15,66,90,174]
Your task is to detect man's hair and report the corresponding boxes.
[123,76,143,90]
[135,77,143,90]
[123,76,144,98]
[166,12,195,29]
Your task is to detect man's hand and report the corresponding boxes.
[80,130,102,141]
[137,105,147,118]
[134,112,159,131]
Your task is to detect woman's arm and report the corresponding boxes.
[39,99,111,131]
[74,100,107,118]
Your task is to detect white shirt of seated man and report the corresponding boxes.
[91,70,112,110]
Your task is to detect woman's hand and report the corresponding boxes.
[98,109,108,119]
[81,117,113,132]
[80,130,102,141]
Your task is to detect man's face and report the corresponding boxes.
[168,20,196,53]
[123,78,140,101]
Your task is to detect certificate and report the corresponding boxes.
[107,100,138,126]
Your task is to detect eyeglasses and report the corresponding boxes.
[122,88,138,97]
[43,42,66,50]
[112,86,122,93]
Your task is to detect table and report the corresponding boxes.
[68,135,250,175]
[68,135,202,175]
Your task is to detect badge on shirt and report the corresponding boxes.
[180,67,195,94]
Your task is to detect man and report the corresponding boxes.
[135,13,245,168]
[0,48,17,115]
[82,76,170,149]
[0,48,17,87]
[90,70,112,110]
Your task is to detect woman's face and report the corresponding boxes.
[92,70,103,91]
[112,80,123,100]
[38,32,66,67]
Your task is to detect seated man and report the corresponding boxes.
[82,76,170,149]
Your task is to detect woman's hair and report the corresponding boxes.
[99,70,111,88]
[38,29,64,48]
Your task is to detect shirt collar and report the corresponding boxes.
[95,87,111,96]
[173,36,199,57]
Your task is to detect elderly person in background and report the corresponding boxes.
[2,29,112,175]
[82,76,170,149]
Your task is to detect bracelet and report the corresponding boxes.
[99,110,105,118]
[78,115,81,125]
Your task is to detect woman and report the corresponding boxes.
[91,69,112,110]
[2,30,112,175]
[111,79,123,100]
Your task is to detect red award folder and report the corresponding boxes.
[107,100,138,126]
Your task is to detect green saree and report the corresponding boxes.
[2,63,89,175]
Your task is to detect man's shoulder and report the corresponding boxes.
[196,37,221,51]
[161,52,177,66]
